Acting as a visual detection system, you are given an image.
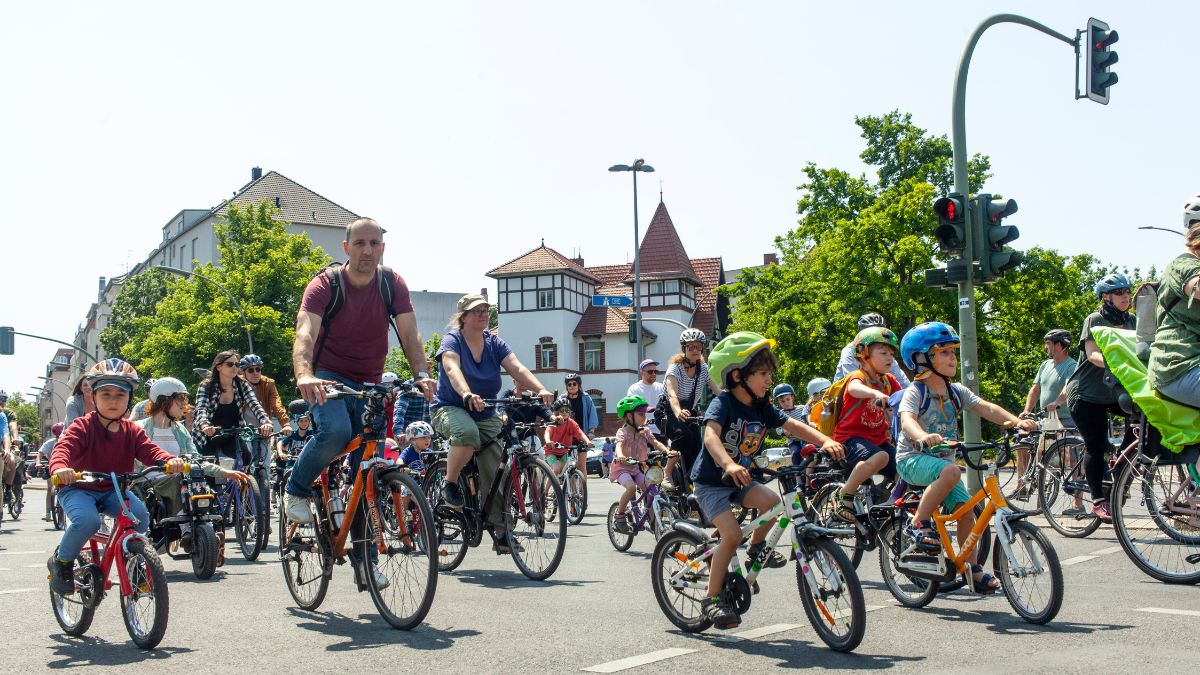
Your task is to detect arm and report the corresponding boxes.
[665,374,685,418]
[293,310,335,405]
[613,436,627,462]
[394,312,434,399]
[899,410,940,447]
[573,420,589,445]
[583,396,599,436]
[1022,383,1040,416]
[846,378,888,402]
[267,383,289,431]
[193,384,213,433]
[1083,339,1106,369]
[975,400,1036,433]
[780,417,845,460]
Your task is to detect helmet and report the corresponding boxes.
[552,397,572,411]
[287,399,310,419]
[238,354,264,369]
[1043,329,1072,348]
[143,378,157,391]
[617,395,649,417]
[85,358,139,393]
[149,377,187,401]
[1183,193,1200,228]
[857,313,887,330]
[900,322,961,371]
[0,390,7,404]
[1094,272,1130,299]
[708,331,776,387]
[853,326,900,360]
[679,328,708,347]
[806,377,833,397]
[405,421,434,439]
[380,371,398,384]
[772,383,796,399]
[51,422,64,437]
[564,373,582,385]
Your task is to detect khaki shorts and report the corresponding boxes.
[431,405,503,450]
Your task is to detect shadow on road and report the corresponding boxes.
[46,634,194,668]
[446,568,599,590]
[924,604,1135,635]
[287,608,479,651]
[676,631,925,670]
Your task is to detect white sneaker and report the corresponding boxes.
[284,494,314,524]
[355,562,389,589]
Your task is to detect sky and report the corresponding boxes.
[0,1,1191,399]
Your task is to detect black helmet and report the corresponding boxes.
[238,354,264,369]
[564,373,582,385]
[857,313,887,330]
[553,397,572,412]
[287,399,309,417]
[1044,329,1072,348]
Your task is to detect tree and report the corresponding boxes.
[5,393,42,447]
[383,334,443,382]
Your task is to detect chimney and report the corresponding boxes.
[98,276,106,302]
[570,257,585,267]
[763,253,778,266]
[480,288,489,301]
[251,166,263,181]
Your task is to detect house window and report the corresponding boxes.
[649,280,664,294]
[538,289,554,309]
[540,343,557,370]
[583,340,602,371]
[588,389,606,419]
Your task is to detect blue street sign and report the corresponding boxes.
[591,295,633,308]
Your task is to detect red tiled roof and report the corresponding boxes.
[586,263,631,287]
[627,202,700,284]
[690,257,724,337]
[573,305,656,338]
[487,245,600,283]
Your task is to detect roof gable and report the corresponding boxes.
[631,202,700,284]
[214,171,358,228]
[487,244,601,283]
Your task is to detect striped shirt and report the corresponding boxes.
[778,406,808,440]
[665,361,710,412]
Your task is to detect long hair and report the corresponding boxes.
[146,394,184,421]
[201,350,241,395]
[1188,221,1200,256]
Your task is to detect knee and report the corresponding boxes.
[69,509,101,533]
[938,464,960,482]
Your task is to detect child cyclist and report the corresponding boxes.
[832,327,903,522]
[47,359,185,594]
[694,332,845,629]
[771,383,809,464]
[544,397,589,477]
[610,395,674,534]
[395,421,435,520]
[896,322,1036,593]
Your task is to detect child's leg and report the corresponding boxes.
[706,511,742,597]
[98,489,151,535]
[616,475,638,512]
[57,488,104,562]
[913,462,960,523]
[844,451,888,493]
[740,484,781,545]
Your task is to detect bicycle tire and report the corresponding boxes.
[361,473,438,629]
[52,492,65,530]
[607,502,636,551]
[9,484,22,520]
[566,469,587,526]
[1038,437,1101,538]
[876,518,938,608]
[234,475,267,561]
[190,522,219,580]
[993,520,1063,624]
[811,483,864,569]
[652,497,678,541]
[254,467,272,550]
[650,530,712,633]
[504,458,566,580]
[796,536,866,652]
[120,541,170,649]
[50,556,98,637]
[279,489,330,611]
[1111,459,1200,585]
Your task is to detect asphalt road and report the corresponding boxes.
[1,478,1197,673]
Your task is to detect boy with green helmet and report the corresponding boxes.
[693,332,845,629]
[610,394,674,533]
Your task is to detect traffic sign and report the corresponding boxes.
[591,295,633,308]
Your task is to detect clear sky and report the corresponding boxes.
[1,1,1189,399]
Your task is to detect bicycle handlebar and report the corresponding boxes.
[926,432,1015,471]
[51,462,189,487]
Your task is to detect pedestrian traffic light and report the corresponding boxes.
[932,193,968,256]
[0,326,13,355]
[627,317,638,344]
[973,194,1021,282]
[1085,17,1118,105]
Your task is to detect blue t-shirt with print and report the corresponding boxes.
[398,444,424,471]
[692,391,787,487]
[432,330,513,421]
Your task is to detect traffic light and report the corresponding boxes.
[932,193,968,256]
[0,326,13,355]
[627,317,638,343]
[973,194,1021,282]
[1085,18,1118,105]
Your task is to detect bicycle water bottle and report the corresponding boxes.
[328,496,345,528]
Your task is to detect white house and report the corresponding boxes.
[486,201,728,433]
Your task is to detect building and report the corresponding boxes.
[486,201,729,434]
[36,349,73,438]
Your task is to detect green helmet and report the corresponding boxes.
[853,326,899,360]
[709,331,777,386]
[617,395,649,417]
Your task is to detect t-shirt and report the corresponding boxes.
[150,425,181,456]
[1150,253,1200,389]
[665,361,710,412]
[38,438,56,460]
[432,330,513,421]
[299,267,415,386]
[0,411,8,442]
[49,412,175,493]
[832,371,901,446]
[1034,357,1078,422]
[777,406,808,440]
[895,382,982,461]
[611,425,655,482]
[567,395,585,431]
[626,380,665,434]
[398,444,424,471]
[1074,311,1136,405]
[546,418,587,456]
[692,391,787,487]
[280,429,312,455]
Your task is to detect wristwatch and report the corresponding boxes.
[416,371,430,380]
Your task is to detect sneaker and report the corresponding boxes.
[747,542,788,569]
[1092,500,1113,523]
[354,561,390,589]
[493,532,525,555]
[284,493,314,524]
[441,481,465,510]
[42,513,53,522]
[47,556,74,595]
[1061,505,1086,517]
[701,596,740,630]
[613,512,634,534]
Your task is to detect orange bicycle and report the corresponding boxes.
[278,381,437,630]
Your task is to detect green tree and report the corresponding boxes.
[5,394,42,447]
[383,334,443,382]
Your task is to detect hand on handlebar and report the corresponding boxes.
[919,432,945,449]
[820,439,846,461]
[298,374,339,407]
[1014,418,1038,434]
[723,462,751,488]
[258,423,275,437]
[52,467,78,486]
[676,409,691,422]
[462,392,486,413]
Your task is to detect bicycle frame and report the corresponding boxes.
[930,472,1009,575]
[82,473,152,598]
[313,436,403,558]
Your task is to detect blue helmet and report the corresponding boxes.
[1094,272,1130,299]
[772,383,796,399]
[900,322,961,371]
[238,354,264,369]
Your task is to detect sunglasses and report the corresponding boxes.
[220,361,238,368]
[171,393,189,402]
[1109,288,1131,297]
[643,369,661,375]
[243,367,262,374]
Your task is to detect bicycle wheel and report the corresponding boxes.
[254,467,272,550]
[504,458,566,580]
[190,522,219,580]
[9,484,22,520]
[120,540,170,650]
[993,520,1063,624]
[811,483,864,569]
[279,491,330,611]
[1038,437,1101,538]
[650,530,712,633]
[360,472,438,630]
[1111,459,1200,584]
[652,497,678,541]
[796,536,866,652]
[606,502,635,552]
[50,554,98,637]
[234,476,267,561]
[876,518,938,608]
[565,469,587,526]
[52,494,65,530]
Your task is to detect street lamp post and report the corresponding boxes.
[608,159,656,364]
[157,265,254,354]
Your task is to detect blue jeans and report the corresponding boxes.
[285,371,367,500]
[57,486,150,563]
[1159,366,1200,407]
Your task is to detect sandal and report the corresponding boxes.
[971,564,1000,594]
[833,492,858,523]
[904,520,941,553]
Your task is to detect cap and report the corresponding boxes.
[638,359,659,372]
[457,293,488,312]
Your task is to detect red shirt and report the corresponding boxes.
[49,412,175,492]
[546,418,587,456]
[299,268,415,386]
[833,371,901,447]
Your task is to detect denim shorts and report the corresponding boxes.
[692,481,750,522]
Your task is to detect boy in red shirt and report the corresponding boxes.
[832,327,902,522]
[48,359,182,594]
[543,398,588,477]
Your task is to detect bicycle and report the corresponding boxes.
[1037,416,1136,538]
[279,381,437,630]
[131,455,226,580]
[5,458,30,520]
[606,451,680,551]
[878,433,1064,624]
[422,393,566,580]
[1004,409,1080,513]
[33,465,67,530]
[651,459,866,652]
[49,465,177,649]
[209,427,271,561]
[545,441,588,526]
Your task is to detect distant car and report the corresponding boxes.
[587,437,609,477]
[764,446,791,469]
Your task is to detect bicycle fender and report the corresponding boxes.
[672,520,709,545]
[798,522,850,540]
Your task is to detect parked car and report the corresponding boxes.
[587,437,609,477]
[764,446,791,469]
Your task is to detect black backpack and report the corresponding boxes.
[311,263,405,367]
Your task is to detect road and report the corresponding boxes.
[1,478,1197,673]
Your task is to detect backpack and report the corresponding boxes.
[815,370,899,437]
[889,380,962,445]
[311,263,405,367]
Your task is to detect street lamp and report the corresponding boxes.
[609,159,656,363]
[1137,226,1185,237]
[157,265,254,354]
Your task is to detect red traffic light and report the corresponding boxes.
[933,196,965,223]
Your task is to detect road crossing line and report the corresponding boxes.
[722,623,801,641]
[0,588,36,595]
[0,551,43,556]
[1135,607,1200,618]
[581,648,698,673]
[1061,545,1123,566]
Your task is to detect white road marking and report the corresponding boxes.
[22,564,44,568]
[724,623,801,641]
[866,603,893,612]
[1089,546,1122,556]
[1060,555,1097,566]
[1135,607,1200,618]
[0,588,37,595]
[0,551,43,556]
[582,648,698,673]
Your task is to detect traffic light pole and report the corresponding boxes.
[952,14,1075,492]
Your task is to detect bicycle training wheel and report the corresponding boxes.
[993,520,1063,624]
[606,502,635,552]
[503,458,566,580]
[650,530,712,633]
[1038,437,1101,538]
[876,518,938,608]
[279,484,330,611]
[1111,459,1200,584]
[811,483,864,569]
[120,540,170,649]
[566,469,587,525]
[360,472,438,629]
[796,536,866,652]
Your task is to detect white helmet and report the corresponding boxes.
[806,377,833,397]
[679,328,708,347]
[149,377,188,401]
[380,372,399,385]
[1184,193,1200,228]
[405,421,434,439]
